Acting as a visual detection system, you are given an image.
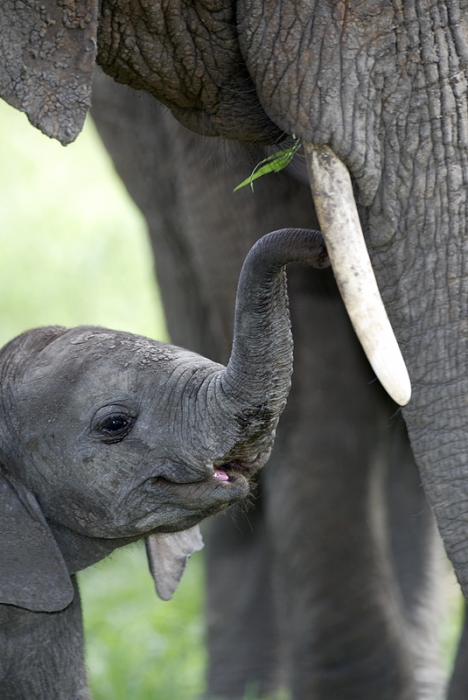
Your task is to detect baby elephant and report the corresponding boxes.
[0,229,328,699]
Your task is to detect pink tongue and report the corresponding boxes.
[214,468,229,482]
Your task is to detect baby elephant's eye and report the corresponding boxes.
[97,414,134,443]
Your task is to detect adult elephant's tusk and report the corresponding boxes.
[304,143,411,406]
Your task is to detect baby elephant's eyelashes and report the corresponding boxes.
[97,414,135,443]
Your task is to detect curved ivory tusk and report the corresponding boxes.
[304,143,411,406]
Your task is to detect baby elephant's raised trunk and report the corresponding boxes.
[218,228,329,449]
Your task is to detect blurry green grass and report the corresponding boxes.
[0,97,464,699]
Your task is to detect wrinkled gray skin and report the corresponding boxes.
[91,75,451,700]
[0,229,328,699]
[2,0,468,697]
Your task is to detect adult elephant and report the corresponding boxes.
[90,72,449,700]
[1,1,468,698]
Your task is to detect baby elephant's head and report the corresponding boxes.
[1,325,268,540]
[0,229,328,610]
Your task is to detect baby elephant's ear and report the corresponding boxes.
[0,473,74,611]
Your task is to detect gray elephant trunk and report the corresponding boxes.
[219,228,328,438]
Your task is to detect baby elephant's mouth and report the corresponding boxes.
[112,453,270,538]
[213,450,270,483]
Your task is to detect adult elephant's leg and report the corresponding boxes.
[385,417,446,699]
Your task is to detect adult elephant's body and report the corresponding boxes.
[3,0,468,695]
[91,72,446,699]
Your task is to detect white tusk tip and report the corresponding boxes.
[369,340,412,406]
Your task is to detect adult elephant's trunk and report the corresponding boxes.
[302,143,468,600]
[238,0,468,597]
[218,228,328,446]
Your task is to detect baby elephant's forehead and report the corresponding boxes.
[8,327,220,432]
[16,329,180,409]
[35,329,176,373]
[63,329,174,365]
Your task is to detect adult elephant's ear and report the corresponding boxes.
[0,0,98,145]
[0,471,74,611]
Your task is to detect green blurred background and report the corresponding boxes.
[0,97,463,698]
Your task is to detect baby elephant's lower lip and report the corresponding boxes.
[212,471,250,492]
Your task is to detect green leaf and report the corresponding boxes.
[234,140,302,192]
